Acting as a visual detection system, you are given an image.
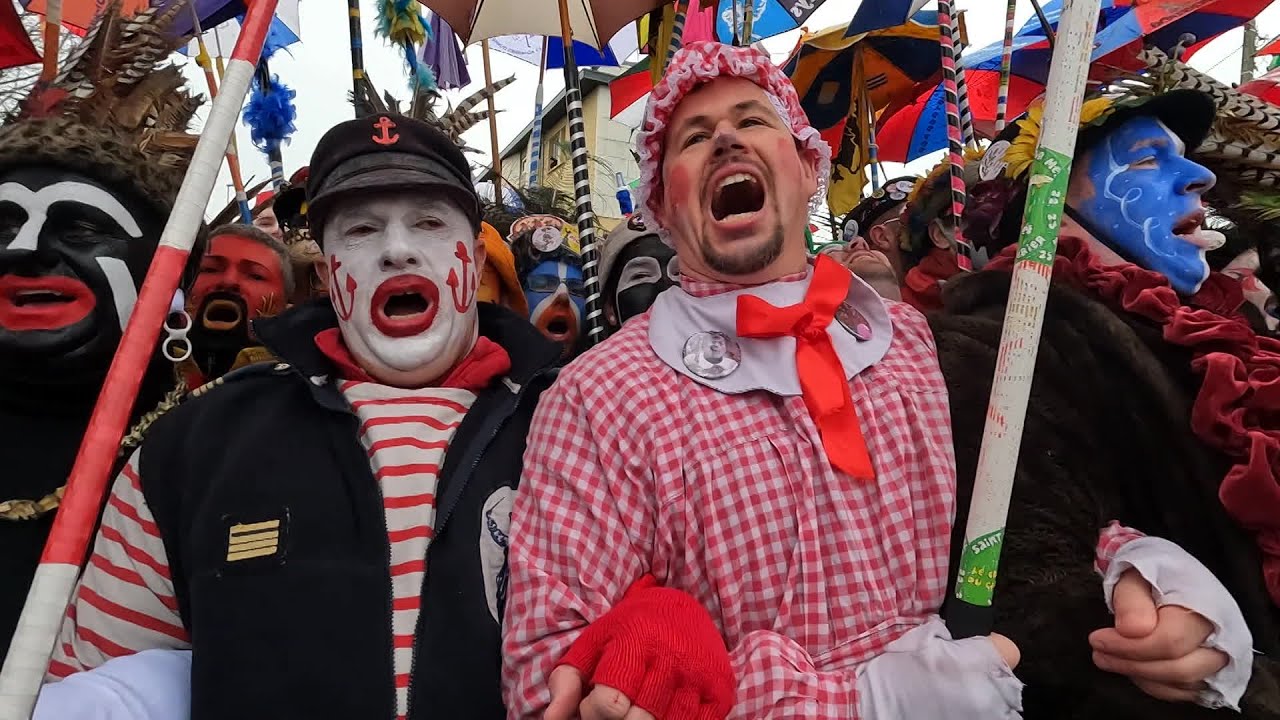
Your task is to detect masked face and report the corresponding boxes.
[658,77,818,284]
[253,206,283,242]
[0,166,163,385]
[611,236,678,326]
[1069,116,1217,295]
[1223,249,1279,334]
[524,259,584,356]
[322,193,483,388]
[187,233,287,379]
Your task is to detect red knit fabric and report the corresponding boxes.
[901,248,964,312]
[313,327,511,391]
[558,575,735,719]
[988,237,1280,605]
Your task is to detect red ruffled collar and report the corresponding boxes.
[989,238,1280,605]
[313,328,511,392]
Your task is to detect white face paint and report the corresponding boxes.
[323,193,481,387]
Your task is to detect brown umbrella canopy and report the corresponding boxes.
[419,0,665,49]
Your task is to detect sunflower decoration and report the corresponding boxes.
[998,97,1117,180]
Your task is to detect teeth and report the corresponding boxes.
[718,173,755,190]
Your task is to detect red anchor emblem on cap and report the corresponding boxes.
[372,116,399,146]
[447,241,476,312]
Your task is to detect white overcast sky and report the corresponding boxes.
[179,0,1280,216]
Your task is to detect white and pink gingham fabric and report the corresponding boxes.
[503,276,956,718]
[635,41,832,235]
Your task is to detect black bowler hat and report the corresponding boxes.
[305,114,480,243]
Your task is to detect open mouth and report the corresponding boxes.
[0,274,95,331]
[710,170,766,223]
[201,298,244,331]
[1172,210,1224,250]
[371,275,440,338]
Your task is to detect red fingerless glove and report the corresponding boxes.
[559,574,735,720]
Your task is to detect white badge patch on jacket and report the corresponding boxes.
[480,487,513,623]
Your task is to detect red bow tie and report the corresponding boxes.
[736,256,875,481]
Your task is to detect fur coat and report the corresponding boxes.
[929,259,1280,719]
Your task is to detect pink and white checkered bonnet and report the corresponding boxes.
[635,41,832,239]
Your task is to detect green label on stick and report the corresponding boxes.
[1015,146,1073,268]
[954,528,1004,606]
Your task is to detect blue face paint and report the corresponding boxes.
[1073,116,1216,295]
[523,259,586,352]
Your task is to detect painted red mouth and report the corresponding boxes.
[0,274,95,331]
[371,275,439,338]
[536,297,579,345]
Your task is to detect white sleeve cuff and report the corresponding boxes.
[1101,536,1254,711]
[35,650,192,720]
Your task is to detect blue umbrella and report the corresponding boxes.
[713,0,831,44]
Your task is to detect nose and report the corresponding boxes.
[711,125,747,158]
[378,233,424,272]
[1178,158,1216,196]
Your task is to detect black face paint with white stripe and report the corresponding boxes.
[613,236,678,326]
[0,167,164,386]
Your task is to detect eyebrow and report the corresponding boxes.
[1129,135,1183,155]
[674,100,780,136]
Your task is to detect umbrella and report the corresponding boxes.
[0,0,40,70]
[488,24,640,68]
[712,0,833,44]
[421,0,662,49]
[877,0,1271,162]
[846,0,929,36]
[1240,66,1280,106]
[179,1,301,58]
[785,12,945,209]
[418,0,666,349]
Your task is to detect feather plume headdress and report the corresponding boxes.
[0,0,203,212]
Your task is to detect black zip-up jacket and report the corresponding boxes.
[137,300,560,720]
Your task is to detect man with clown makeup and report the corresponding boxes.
[931,84,1276,718]
[511,214,587,359]
[47,114,562,720]
[504,42,1025,720]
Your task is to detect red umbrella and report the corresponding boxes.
[0,0,40,70]
[1240,67,1280,106]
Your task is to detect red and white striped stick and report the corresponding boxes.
[0,2,277,716]
[938,0,975,271]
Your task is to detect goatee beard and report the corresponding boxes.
[700,219,785,276]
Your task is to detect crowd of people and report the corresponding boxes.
[3,3,1280,719]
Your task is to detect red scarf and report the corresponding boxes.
[313,328,512,392]
[901,248,964,312]
[988,237,1280,605]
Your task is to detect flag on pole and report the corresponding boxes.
[1,0,41,70]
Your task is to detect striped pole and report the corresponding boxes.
[946,0,1102,639]
[856,51,881,191]
[995,0,1018,131]
[556,0,605,347]
[349,0,367,115]
[951,11,976,147]
[0,4,278,715]
[527,39,549,187]
[937,0,975,270]
[665,0,690,66]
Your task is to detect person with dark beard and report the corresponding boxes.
[177,224,292,389]
[0,2,205,660]
[598,212,678,334]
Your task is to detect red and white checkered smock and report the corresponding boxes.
[502,274,957,719]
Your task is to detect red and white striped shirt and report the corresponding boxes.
[50,379,475,720]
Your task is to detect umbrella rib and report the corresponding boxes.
[576,0,600,49]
